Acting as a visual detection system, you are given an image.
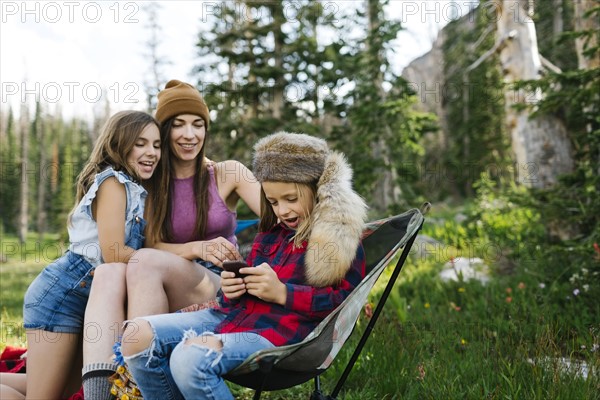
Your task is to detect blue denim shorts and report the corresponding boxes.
[23,251,94,333]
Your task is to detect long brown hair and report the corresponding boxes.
[145,116,210,245]
[69,110,159,222]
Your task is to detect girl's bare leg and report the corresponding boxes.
[0,373,26,398]
[126,249,220,318]
[24,330,79,399]
[83,263,127,366]
[82,263,127,399]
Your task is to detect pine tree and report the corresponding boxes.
[0,108,20,234]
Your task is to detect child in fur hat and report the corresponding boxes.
[121,132,367,400]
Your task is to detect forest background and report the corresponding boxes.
[1,0,599,398]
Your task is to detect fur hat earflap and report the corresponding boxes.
[304,151,368,286]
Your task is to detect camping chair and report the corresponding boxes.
[224,207,425,399]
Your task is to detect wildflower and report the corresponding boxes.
[460,338,468,346]
[583,284,589,292]
[450,302,461,311]
[417,363,426,381]
[591,344,599,353]
[424,302,430,309]
[573,288,580,296]
[538,282,546,289]
[506,287,512,294]
[505,296,513,303]
[458,287,466,293]
[518,282,526,290]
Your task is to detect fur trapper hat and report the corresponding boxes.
[253,132,368,287]
[155,79,210,127]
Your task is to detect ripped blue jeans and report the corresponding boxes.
[123,308,274,400]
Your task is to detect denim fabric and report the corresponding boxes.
[195,259,222,276]
[171,331,272,400]
[124,309,273,399]
[68,167,147,265]
[23,209,146,333]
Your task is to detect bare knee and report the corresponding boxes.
[92,263,126,287]
[126,249,163,280]
[183,335,223,352]
[121,319,154,356]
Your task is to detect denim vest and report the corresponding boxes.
[68,167,147,266]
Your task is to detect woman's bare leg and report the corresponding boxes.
[24,329,79,399]
[126,249,220,318]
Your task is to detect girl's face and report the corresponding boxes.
[169,114,206,163]
[262,181,315,230]
[127,123,161,180]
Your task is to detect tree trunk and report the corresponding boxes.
[18,105,29,243]
[497,0,573,188]
[367,0,398,212]
[552,0,563,36]
[574,0,600,70]
[272,2,285,120]
[36,105,47,241]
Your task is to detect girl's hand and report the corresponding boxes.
[221,271,246,299]
[194,237,241,267]
[241,263,287,306]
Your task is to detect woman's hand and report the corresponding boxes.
[193,237,241,267]
[221,271,247,299]
[242,263,287,306]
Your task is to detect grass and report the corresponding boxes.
[1,228,599,399]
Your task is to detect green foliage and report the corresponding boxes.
[0,108,19,234]
[467,175,546,249]
[441,2,511,199]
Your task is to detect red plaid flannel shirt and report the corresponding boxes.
[216,223,366,346]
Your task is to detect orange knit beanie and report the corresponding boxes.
[155,79,210,128]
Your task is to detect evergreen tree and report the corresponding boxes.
[329,0,433,213]
[441,4,510,198]
[0,108,20,234]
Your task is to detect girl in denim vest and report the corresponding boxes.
[121,132,367,400]
[0,111,161,400]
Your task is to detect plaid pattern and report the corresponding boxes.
[216,223,366,347]
[229,208,424,376]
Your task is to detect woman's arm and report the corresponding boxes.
[152,237,240,267]
[94,177,137,263]
[216,160,261,216]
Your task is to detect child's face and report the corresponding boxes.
[262,181,314,230]
[169,114,206,164]
[127,123,161,180]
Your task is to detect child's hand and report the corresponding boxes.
[242,263,287,306]
[221,271,246,299]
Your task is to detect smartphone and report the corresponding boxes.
[222,260,249,278]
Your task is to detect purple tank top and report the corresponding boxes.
[170,165,237,245]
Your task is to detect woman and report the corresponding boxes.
[81,80,261,399]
